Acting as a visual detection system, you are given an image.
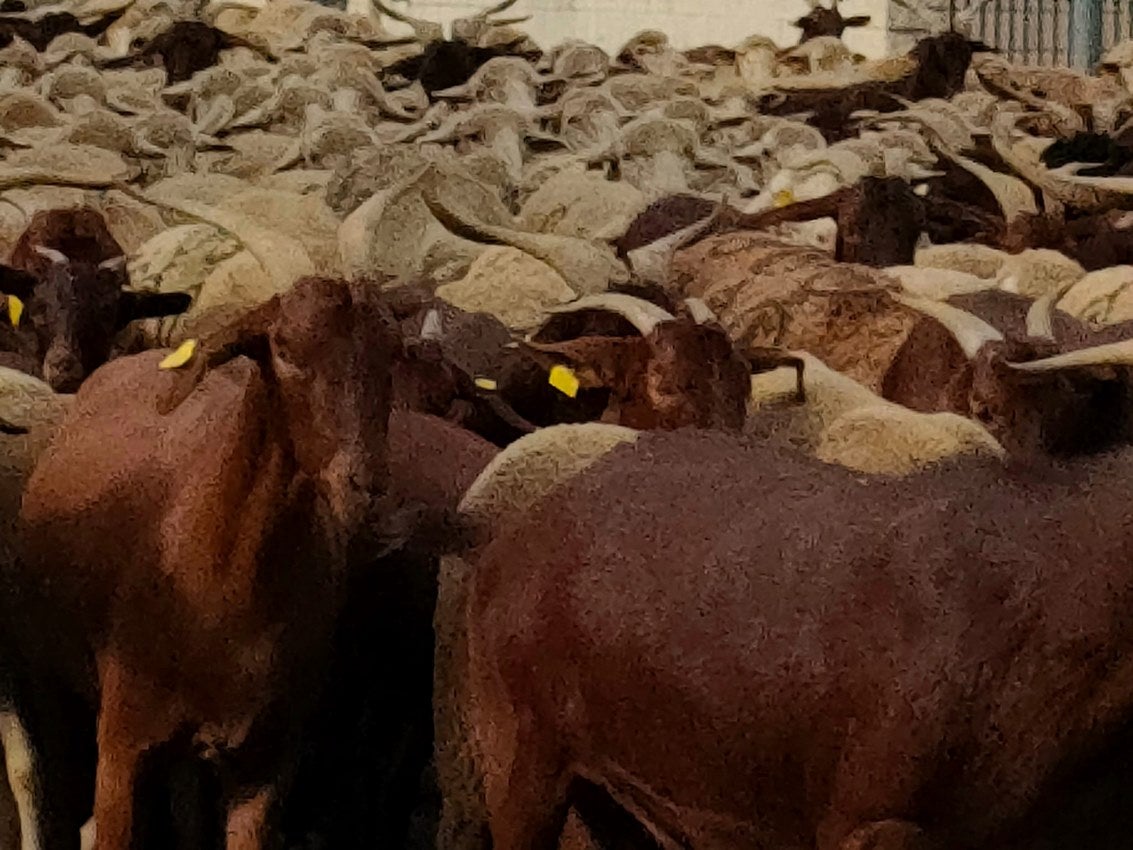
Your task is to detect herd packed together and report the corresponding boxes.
[7,0,1133,849]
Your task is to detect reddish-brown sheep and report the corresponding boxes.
[459,427,1133,850]
[8,276,412,850]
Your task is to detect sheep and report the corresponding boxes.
[881,290,1133,458]
[792,0,871,44]
[0,367,71,850]
[2,208,190,392]
[374,0,538,94]
[745,350,1005,474]
[670,232,922,392]
[1057,264,1133,325]
[434,422,641,850]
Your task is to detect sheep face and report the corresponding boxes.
[793,1,870,43]
[524,317,750,431]
[965,341,1133,457]
[6,209,191,393]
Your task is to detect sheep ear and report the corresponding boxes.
[844,14,871,27]
[0,266,36,301]
[116,290,193,328]
[520,336,649,391]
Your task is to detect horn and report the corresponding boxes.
[682,297,718,325]
[420,308,443,340]
[97,256,127,273]
[1024,292,1056,341]
[543,293,675,336]
[893,292,1005,359]
[1024,275,1081,341]
[370,0,444,40]
[32,245,68,265]
[1005,338,1133,372]
[474,0,519,18]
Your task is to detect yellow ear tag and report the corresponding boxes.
[6,295,23,328]
[773,189,795,208]
[158,338,197,370]
[548,364,580,398]
[474,377,498,391]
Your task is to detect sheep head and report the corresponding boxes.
[6,208,191,393]
[794,0,870,44]
[522,293,752,431]
[890,291,1133,458]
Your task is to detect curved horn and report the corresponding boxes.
[475,0,520,18]
[97,256,127,273]
[894,291,1005,359]
[1024,291,1057,341]
[1024,274,1082,341]
[682,297,718,325]
[32,245,68,265]
[1005,338,1133,372]
[544,293,675,336]
[370,0,444,40]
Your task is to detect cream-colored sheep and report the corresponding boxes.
[996,248,1085,299]
[747,352,1005,475]
[1056,264,1133,325]
[914,242,1011,279]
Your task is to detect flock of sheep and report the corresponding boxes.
[8,0,1133,846]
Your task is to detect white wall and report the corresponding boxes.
[374,0,894,58]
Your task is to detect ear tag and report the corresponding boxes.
[7,295,23,328]
[159,339,197,370]
[773,189,795,208]
[548,364,580,398]
[474,377,498,391]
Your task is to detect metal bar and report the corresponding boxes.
[1069,0,1103,67]
[1008,0,1017,57]
[1038,0,1048,64]
[1023,0,1032,63]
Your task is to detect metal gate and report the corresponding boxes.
[958,0,1133,68]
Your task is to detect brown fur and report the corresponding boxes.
[670,234,920,393]
[460,428,1133,850]
[698,178,925,268]
[9,276,408,850]
[284,408,497,850]
[758,33,980,143]
[2,208,190,393]
[881,290,1133,457]
[524,317,751,431]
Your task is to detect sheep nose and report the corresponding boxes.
[42,348,85,393]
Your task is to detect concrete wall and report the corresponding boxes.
[372,0,896,58]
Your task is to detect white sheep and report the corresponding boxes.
[747,351,1006,475]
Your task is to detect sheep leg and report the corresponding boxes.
[78,817,94,850]
[93,653,181,850]
[0,709,43,850]
[224,785,275,850]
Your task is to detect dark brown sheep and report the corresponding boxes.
[1,208,191,393]
[793,0,870,43]
[882,290,1133,458]
[285,409,498,850]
